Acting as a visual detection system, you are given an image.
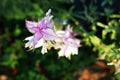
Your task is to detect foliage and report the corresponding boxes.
[0,0,120,80]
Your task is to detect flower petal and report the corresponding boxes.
[47,20,54,28]
[32,27,40,32]
[66,38,80,47]
[34,32,43,46]
[24,36,34,48]
[26,20,37,33]
[46,9,51,16]
[38,19,47,29]
[24,36,34,41]
[41,43,48,54]
[56,31,65,37]
[44,29,57,40]
[35,38,44,48]
[58,46,66,57]
[44,14,54,28]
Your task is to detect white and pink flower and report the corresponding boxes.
[24,9,56,54]
[54,25,81,59]
[24,9,81,58]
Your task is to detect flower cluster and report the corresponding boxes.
[54,25,81,59]
[24,9,81,59]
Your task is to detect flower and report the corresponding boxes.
[24,9,81,58]
[107,59,120,74]
[54,25,81,59]
[24,9,56,54]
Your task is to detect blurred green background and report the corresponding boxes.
[0,0,120,80]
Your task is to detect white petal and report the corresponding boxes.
[56,31,65,37]
[58,49,65,57]
[24,36,34,48]
[64,46,71,59]
[24,36,34,40]
[46,9,51,16]
[41,44,48,54]
[24,36,43,49]
[35,38,44,48]
[67,38,80,47]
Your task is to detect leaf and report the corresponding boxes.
[110,14,120,18]
[90,36,101,46]
[102,30,107,39]
[111,30,116,40]
[96,22,108,28]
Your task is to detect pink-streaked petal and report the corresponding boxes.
[71,39,80,47]
[38,19,47,29]
[34,32,43,46]
[44,15,54,28]
[26,20,37,33]
[47,20,54,28]
[27,29,35,33]
[26,20,37,28]
[66,38,80,47]
[44,29,57,40]
[32,27,40,32]
[64,31,71,38]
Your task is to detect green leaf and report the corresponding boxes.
[96,22,108,28]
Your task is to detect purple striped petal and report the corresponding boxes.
[26,20,37,33]
[33,32,43,47]
[38,19,47,29]
[32,27,40,32]
[44,15,54,28]
[47,20,54,28]
[44,29,56,40]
